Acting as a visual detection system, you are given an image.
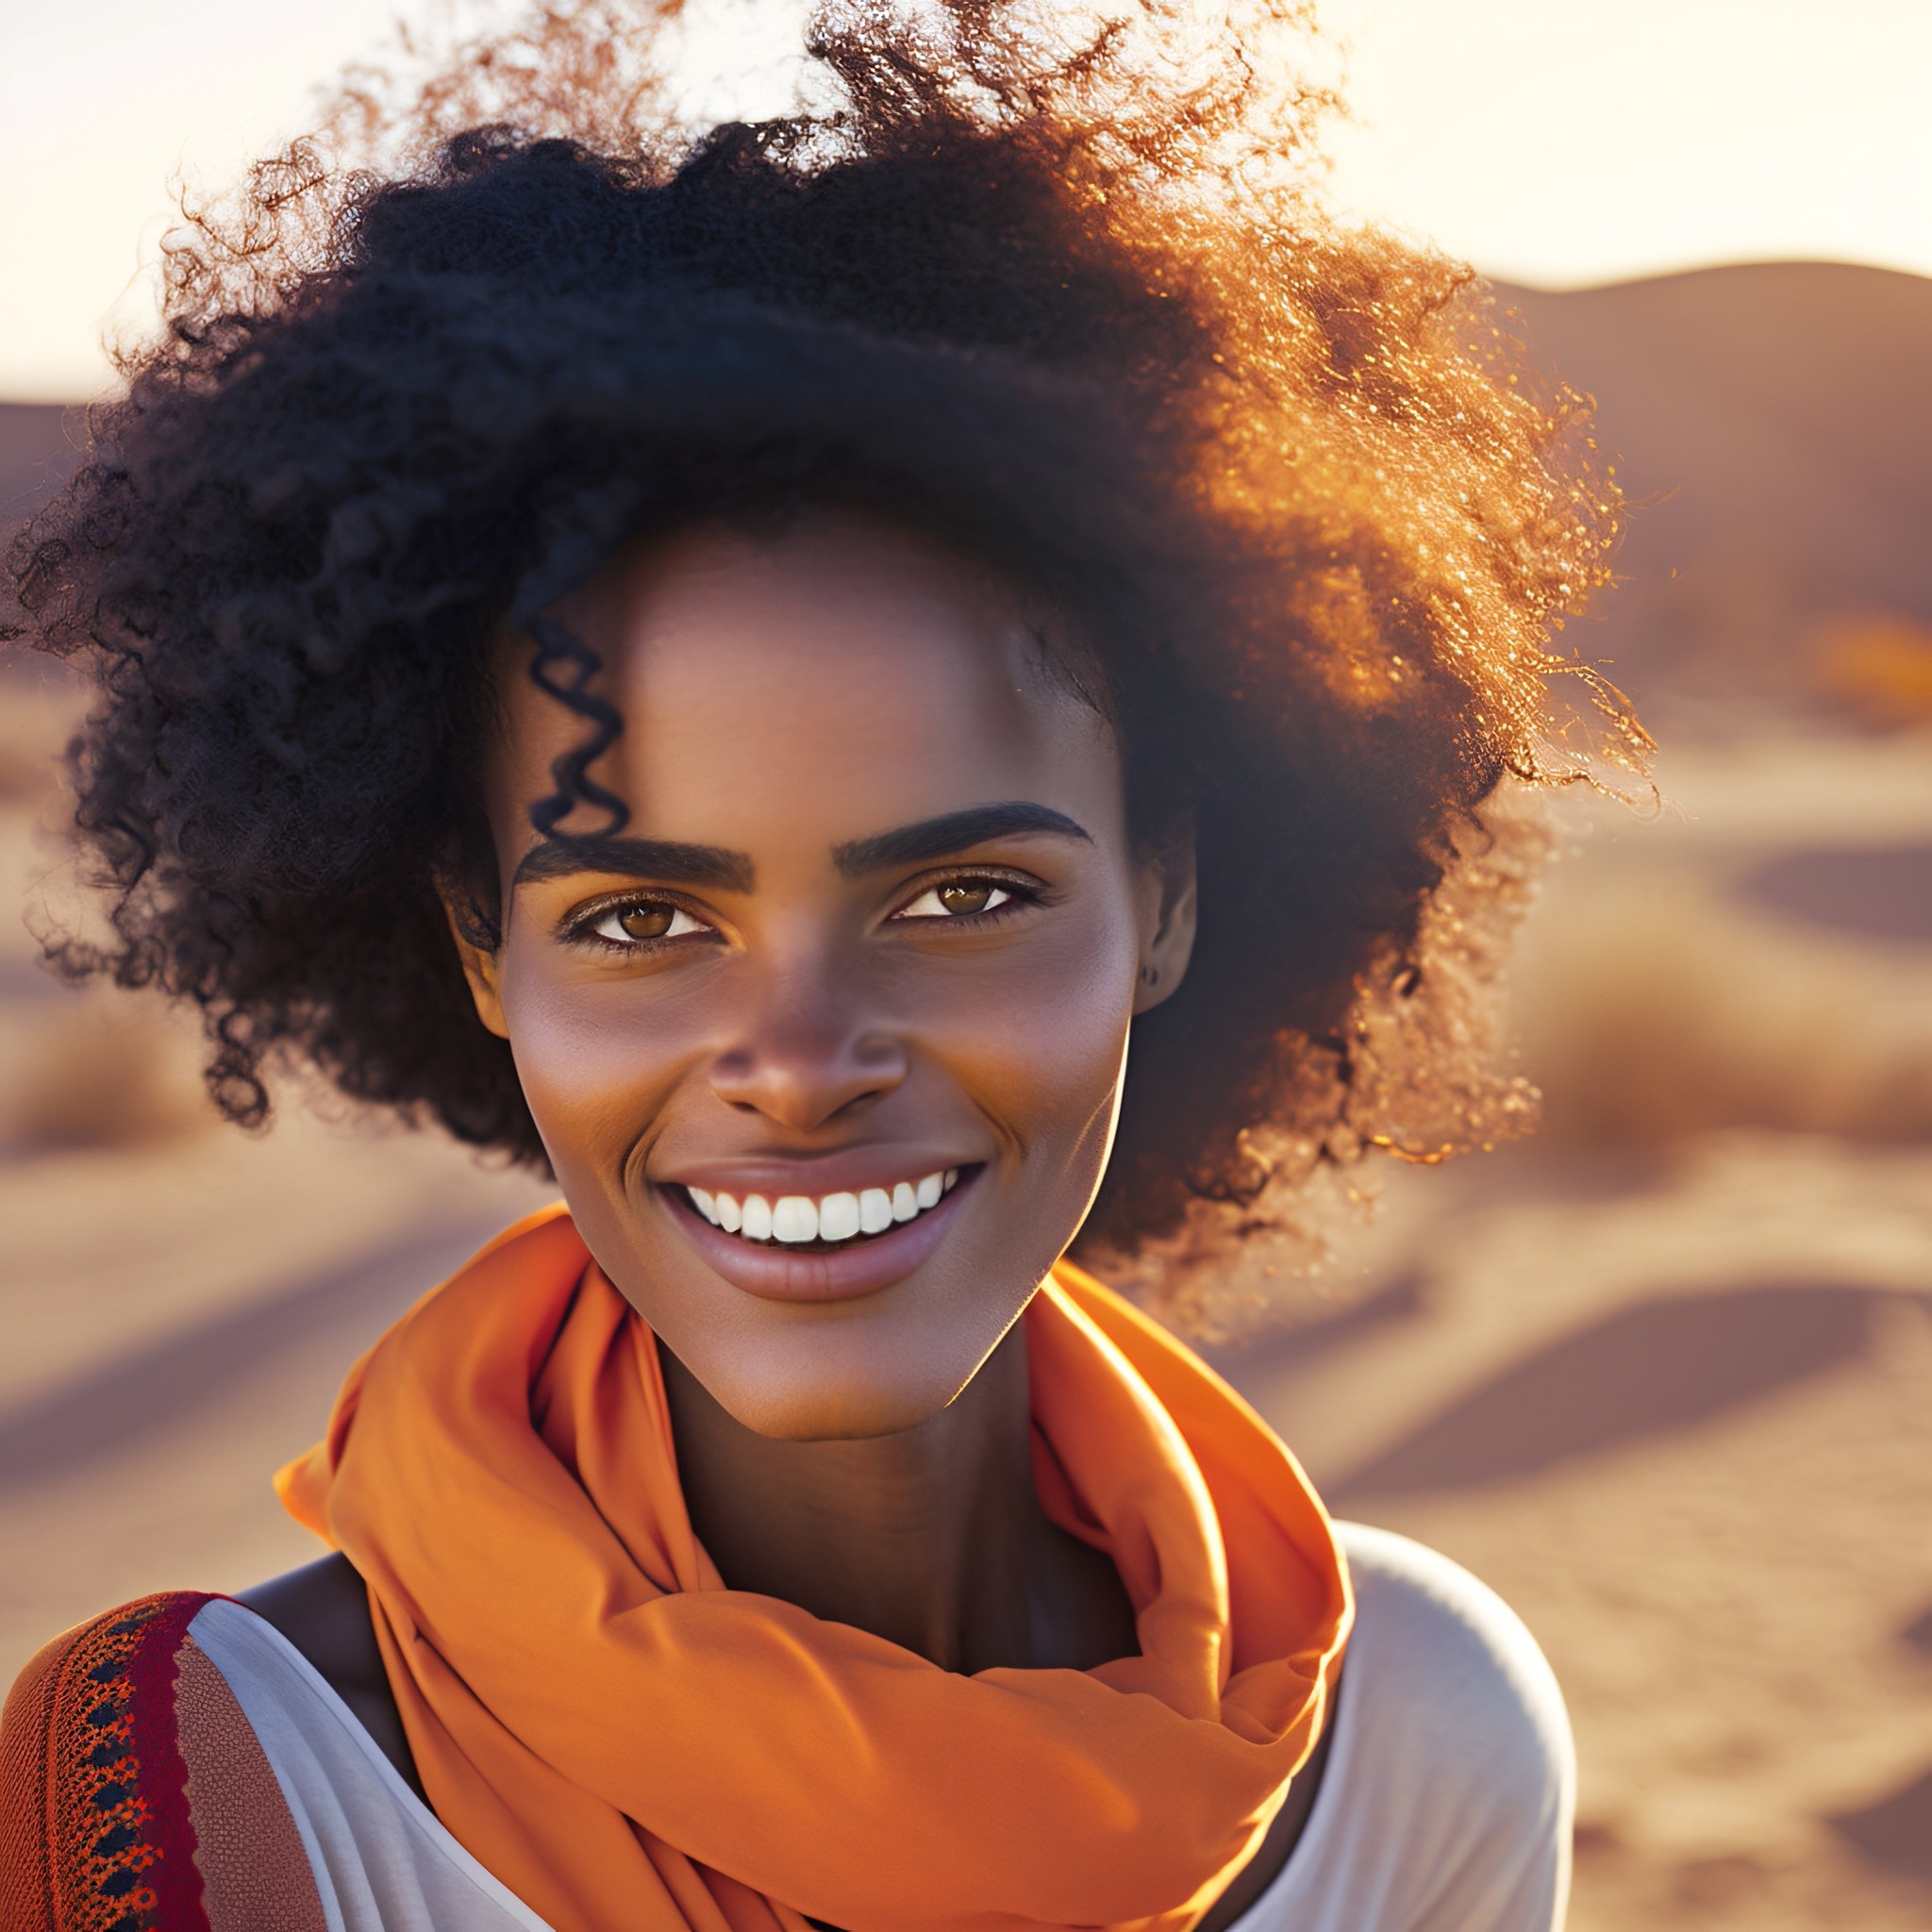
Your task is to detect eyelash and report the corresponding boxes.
[888,871,1043,924]
[562,893,717,955]
[560,869,1044,954]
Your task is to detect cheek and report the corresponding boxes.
[493,948,707,1175]
[920,902,1141,1173]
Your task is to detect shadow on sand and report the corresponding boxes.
[0,1218,508,1487]
[1333,1282,1922,1502]
[1830,1765,1932,1882]
[1738,844,1932,943]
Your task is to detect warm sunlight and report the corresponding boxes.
[1320,0,1932,288]
[1,0,1926,397]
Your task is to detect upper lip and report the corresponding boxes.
[658,1151,977,1199]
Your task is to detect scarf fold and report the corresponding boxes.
[277,1206,1350,1932]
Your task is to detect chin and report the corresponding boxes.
[697,1333,988,1442]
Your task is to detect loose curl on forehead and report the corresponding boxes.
[6,0,1646,1328]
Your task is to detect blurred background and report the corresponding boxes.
[3,3,1930,1925]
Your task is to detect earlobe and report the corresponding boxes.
[1132,837,1198,1015]
[439,893,511,1040]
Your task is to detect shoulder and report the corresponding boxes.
[2,1592,219,1932]
[1335,1520,1573,1797]
[1315,1523,1574,1926]
[1,1591,326,1932]
[236,1554,420,1797]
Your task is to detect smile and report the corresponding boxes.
[685,1170,959,1246]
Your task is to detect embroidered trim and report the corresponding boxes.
[46,1593,215,1932]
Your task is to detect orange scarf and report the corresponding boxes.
[277,1206,1350,1932]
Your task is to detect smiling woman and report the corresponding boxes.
[0,3,1619,1929]
[463,520,1192,1442]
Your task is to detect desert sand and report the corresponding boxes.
[4,264,1931,1928]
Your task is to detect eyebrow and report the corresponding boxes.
[511,836,754,892]
[832,802,1092,877]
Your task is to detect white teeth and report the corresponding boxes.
[818,1191,861,1241]
[773,1195,819,1243]
[685,1172,966,1245]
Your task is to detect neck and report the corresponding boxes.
[659,1324,1136,1673]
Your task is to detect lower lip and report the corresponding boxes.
[664,1174,976,1303]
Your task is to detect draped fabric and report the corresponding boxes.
[277,1206,1350,1932]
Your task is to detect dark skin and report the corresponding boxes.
[242,517,1338,1922]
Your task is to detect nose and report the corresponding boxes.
[707,974,908,1130]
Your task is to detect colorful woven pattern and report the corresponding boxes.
[0,1592,215,1932]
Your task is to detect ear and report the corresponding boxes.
[1131,832,1198,1015]
[438,885,511,1041]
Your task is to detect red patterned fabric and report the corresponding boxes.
[0,1593,217,1932]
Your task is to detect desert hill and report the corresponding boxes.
[1495,261,1932,718]
[8,260,1931,723]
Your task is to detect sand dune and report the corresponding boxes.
[1497,262,1932,721]
[4,267,1931,1927]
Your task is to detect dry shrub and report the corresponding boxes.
[0,667,204,1150]
[1,996,211,1151]
[1509,867,1932,1148]
[1810,608,1932,729]
[0,669,84,804]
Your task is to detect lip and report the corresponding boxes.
[662,1167,977,1303]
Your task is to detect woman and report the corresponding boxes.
[0,3,1637,1927]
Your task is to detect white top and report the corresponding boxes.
[190,1604,550,1932]
[188,1522,1573,1932]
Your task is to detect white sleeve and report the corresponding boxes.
[1237,1520,1574,1932]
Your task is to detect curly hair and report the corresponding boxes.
[4,0,1645,1310]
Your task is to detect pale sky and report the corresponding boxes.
[1,0,1927,399]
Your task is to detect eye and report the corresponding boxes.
[588,899,708,944]
[894,878,1018,920]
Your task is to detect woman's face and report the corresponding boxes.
[456,516,1193,1439]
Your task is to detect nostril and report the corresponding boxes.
[707,1032,908,1130]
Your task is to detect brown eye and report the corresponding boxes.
[895,878,1018,921]
[938,881,998,915]
[588,900,706,945]
[620,903,675,940]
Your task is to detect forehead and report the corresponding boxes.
[496,516,1124,853]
